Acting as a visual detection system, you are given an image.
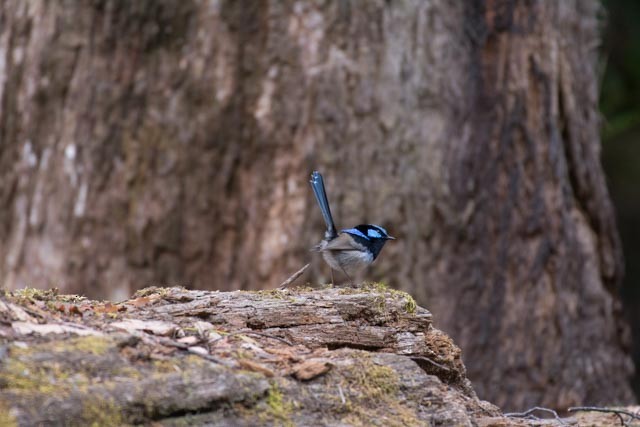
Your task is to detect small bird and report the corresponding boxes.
[309,171,395,285]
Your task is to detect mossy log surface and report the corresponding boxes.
[0,285,628,426]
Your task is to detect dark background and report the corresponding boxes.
[602,0,640,396]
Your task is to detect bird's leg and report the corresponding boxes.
[339,266,355,287]
[330,269,335,287]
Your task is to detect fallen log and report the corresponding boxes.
[0,285,627,426]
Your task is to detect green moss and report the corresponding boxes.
[338,283,418,315]
[291,285,315,292]
[262,383,293,427]
[153,355,212,384]
[378,284,418,315]
[0,358,80,394]
[362,282,389,292]
[1,337,118,396]
[55,294,88,303]
[0,336,227,425]
[60,336,112,355]
[352,362,399,399]
[132,286,173,298]
[112,366,144,380]
[8,336,113,357]
[255,289,287,300]
[373,295,387,315]
[10,287,59,302]
[335,355,421,427]
[151,359,181,374]
[403,294,417,314]
[1,359,47,392]
[0,401,18,427]
[82,397,124,427]
[8,287,90,309]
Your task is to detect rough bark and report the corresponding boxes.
[0,286,490,426]
[0,286,626,426]
[439,0,634,410]
[0,0,632,410]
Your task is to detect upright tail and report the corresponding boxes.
[310,171,338,240]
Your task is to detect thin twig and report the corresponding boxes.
[569,406,640,426]
[244,331,294,346]
[410,356,450,372]
[337,384,346,404]
[278,263,310,289]
[211,331,294,346]
[505,406,567,425]
[134,331,232,366]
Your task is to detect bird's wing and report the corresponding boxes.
[321,234,363,251]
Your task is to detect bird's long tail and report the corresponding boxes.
[310,171,338,240]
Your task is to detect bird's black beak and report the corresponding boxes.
[386,236,396,240]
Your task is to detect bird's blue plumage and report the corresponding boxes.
[310,171,338,241]
[341,227,370,240]
[310,171,395,284]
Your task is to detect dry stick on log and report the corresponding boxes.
[337,384,346,404]
[211,331,294,347]
[504,407,567,425]
[133,330,233,367]
[278,263,310,289]
[568,406,640,426]
[410,356,451,372]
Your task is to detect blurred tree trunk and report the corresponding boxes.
[0,0,633,410]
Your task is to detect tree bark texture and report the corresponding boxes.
[0,0,633,410]
[0,286,629,427]
[0,286,502,426]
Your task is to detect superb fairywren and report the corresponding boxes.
[310,171,395,285]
